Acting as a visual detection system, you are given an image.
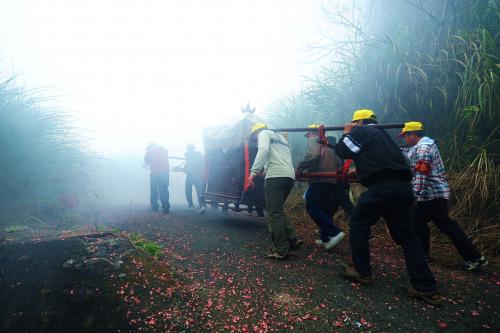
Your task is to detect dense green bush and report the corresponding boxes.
[0,76,92,222]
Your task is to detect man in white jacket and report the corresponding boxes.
[247,123,303,259]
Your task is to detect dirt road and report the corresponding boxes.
[1,206,498,332]
[112,207,499,332]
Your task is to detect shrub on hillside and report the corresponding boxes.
[0,77,92,223]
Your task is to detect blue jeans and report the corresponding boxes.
[349,181,437,293]
[305,182,348,242]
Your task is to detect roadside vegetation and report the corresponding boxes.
[270,0,499,261]
[0,76,93,226]
[129,232,163,258]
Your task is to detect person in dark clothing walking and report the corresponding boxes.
[184,143,206,214]
[400,121,487,271]
[297,125,351,250]
[335,110,441,306]
[326,136,355,217]
[144,143,170,214]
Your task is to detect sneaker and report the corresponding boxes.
[315,239,326,246]
[187,206,194,211]
[198,206,206,215]
[397,285,442,306]
[324,232,346,250]
[341,264,373,285]
[289,237,304,251]
[265,250,288,260]
[315,229,321,236]
[464,256,488,272]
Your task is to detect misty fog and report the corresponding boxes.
[0,0,323,208]
[1,0,498,331]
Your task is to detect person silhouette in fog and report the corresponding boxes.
[144,143,170,214]
[184,143,206,214]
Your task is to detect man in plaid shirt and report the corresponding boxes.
[401,122,487,271]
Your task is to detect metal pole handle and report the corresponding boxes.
[271,123,405,133]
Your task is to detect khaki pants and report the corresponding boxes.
[264,177,297,255]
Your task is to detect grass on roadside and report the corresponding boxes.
[4,225,28,233]
[128,232,163,258]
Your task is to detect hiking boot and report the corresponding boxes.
[341,264,373,285]
[397,285,442,306]
[464,256,488,272]
[265,250,288,260]
[289,237,304,251]
[324,232,346,250]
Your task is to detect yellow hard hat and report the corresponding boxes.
[305,123,320,137]
[399,121,424,136]
[352,109,377,122]
[251,122,267,134]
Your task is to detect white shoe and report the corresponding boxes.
[198,206,206,214]
[315,239,326,246]
[324,232,346,250]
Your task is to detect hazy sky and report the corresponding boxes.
[0,0,321,157]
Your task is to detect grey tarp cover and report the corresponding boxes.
[203,113,265,149]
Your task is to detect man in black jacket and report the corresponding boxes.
[335,109,441,306]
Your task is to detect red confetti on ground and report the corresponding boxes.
[438,321,448,330]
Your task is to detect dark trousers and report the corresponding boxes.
[185,175,206,208]
[413,198,480,261]
[306,182,349,242]
[264,177,298,255]
[336,182,354,216]
[349,181,437,292]
[150,173,170,211]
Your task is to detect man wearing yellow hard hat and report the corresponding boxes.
[335,109,441,306]
[401,121,487,271]
[297,124,353,250]
[247,122,303,259]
